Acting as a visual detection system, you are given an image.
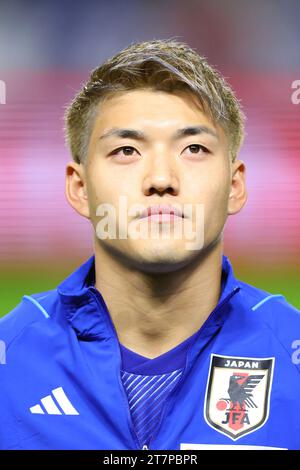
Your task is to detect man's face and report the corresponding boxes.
[70,89,246,273]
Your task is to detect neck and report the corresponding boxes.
[94,239,223,359]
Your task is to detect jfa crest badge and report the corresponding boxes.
[204,354,275,440]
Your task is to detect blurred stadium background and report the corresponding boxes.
[0,0,299,316]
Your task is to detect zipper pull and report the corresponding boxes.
[142,445,149,450]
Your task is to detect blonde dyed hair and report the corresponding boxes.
[64,39,245,164]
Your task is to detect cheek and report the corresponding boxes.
[191,170,230,207]
[206,183,230,221]
[86,171,131,229]
[86,165,112,205]
[192,170,230,230]
[84,173,107,223]
[88,161,135,203]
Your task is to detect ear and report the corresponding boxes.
[227,159,247,215]
[65,161,90,219]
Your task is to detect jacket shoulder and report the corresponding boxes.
[238,279,300,317]
[237,280,300,368]
[0,289,58,347]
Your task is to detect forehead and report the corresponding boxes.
[92,89,221,135]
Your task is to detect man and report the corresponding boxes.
[0,39,300,451]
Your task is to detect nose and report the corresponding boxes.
[142,152,180,197]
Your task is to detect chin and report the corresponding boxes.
[133,258,190,274]
[129,243,195,273]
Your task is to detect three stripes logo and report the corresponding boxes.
[30,387,79,416]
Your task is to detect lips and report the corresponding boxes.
[140,204,184,219]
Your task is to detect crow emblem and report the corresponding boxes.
[205,355,274,440]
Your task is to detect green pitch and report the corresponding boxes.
[0,265,299,318]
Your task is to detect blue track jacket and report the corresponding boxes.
[0,254,300,450]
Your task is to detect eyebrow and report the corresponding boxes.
[98,125,219,142]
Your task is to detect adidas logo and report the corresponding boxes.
[30,387,79,415]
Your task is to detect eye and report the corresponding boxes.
[110,146,139,157]
[184,144,210,155]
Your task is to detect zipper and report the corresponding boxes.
[90,288,142,450]
[91,285,240,450]
[146,286,240,449]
